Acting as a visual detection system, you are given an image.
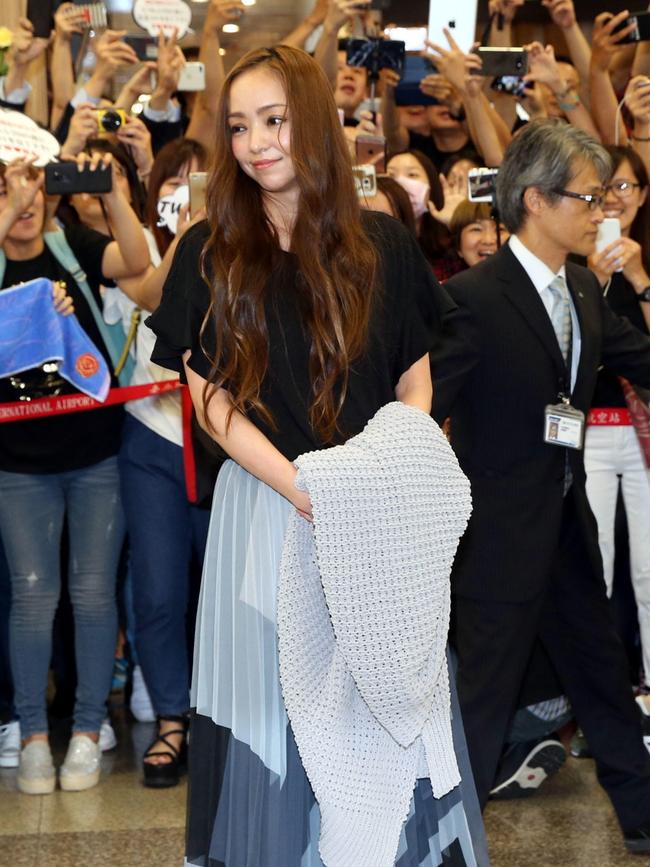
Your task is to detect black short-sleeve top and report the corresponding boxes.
[147,210,453,461]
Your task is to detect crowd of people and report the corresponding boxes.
[2,0,650,863]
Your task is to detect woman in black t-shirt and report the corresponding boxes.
[148,45,487,867]
[0,154,148,795]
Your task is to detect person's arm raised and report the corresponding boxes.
[589,11,636,144]
[50,3,84,129]
[314,0,369,87]
[281,0,328,49]
[524,41,600,139]
[186,1,244,152]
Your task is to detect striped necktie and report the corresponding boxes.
[548,274,572,367]
[547,274,573,494]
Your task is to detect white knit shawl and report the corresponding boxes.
[277,401,472,867]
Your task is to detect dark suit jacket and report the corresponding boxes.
[431,243,650,603]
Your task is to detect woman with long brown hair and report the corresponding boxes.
[148,45,487,867]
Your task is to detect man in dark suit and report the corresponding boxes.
[432,118,650,853]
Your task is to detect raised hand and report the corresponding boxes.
[8,17,48,67]
[54,3,86,42]
[93,30,139,81]
[116,116,154,179]
[153,29,186,97]
[542,0,576,30]
[591,11,636,73]
[427,173,467,227]
[62,103,100,158]
[488,0,524,25]
[324,0,370,33]
[205,0,246,32]
[625,75,650,127]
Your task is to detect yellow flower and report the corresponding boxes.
[0,27,13,50]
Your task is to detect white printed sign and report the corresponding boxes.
[156,183,189,234]
[0,109,60,167]
[133,0,192,38]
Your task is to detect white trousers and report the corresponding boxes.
[584,424,650,680]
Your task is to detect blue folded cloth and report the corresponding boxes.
[0,277,110,402]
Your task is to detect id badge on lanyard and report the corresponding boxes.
[544,394,585,450]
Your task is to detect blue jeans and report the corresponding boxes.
[0,457,124,737]
[119,416,210,716]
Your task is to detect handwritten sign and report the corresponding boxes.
[0,109,60,167]
[156,183,189,234]
[133,0,192,38]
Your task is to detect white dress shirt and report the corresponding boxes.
[509,234,581,392]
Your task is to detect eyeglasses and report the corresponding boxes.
[604,180,641,198]
[553,188,606,211]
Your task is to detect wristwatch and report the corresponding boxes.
[636,286,650,303]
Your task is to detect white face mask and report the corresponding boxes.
[394,176,430,219]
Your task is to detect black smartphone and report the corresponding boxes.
[395,56,438,106]
[26,0,56,39]
[45,162,112,196]
[476,47,528,77]
[123,35,159,61]
[346,38,405,76]
[490,75,531,98]
[613,11,650,44]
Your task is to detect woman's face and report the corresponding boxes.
[458,219,501,267]
[387,152,428,186]
[70,152,132,223]
[228,67,297,201]
[158,156,199,201]
[603,158,648,236]
[0,170,45,245]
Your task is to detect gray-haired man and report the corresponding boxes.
[432,118,650,854]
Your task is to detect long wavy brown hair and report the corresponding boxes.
[201,45,377,443]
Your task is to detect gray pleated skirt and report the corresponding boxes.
[185,460,490,867]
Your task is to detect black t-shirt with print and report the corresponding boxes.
[0,224,124,474]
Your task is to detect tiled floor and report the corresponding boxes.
[0,709,644,867]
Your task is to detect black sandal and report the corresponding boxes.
[142,715,188,788]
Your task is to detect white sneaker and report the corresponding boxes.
[17,740,55,795]
[130,665,156,722]
[59,735,101,792]
[98,718,117,752]
[0,720,20,768]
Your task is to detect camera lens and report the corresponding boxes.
[100,110,122,132]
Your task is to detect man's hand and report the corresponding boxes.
[3,159,43,219]
[205,1,246,34]
[488,0,524,25]
[8,17,47,68]
[591,11,636,73]
[542,0,576,30]
[54,3,86,42]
